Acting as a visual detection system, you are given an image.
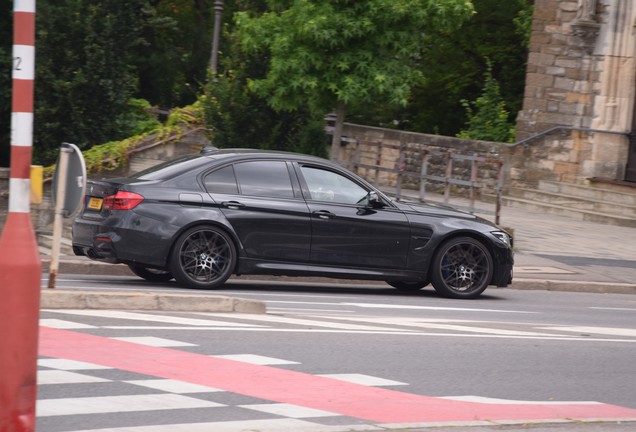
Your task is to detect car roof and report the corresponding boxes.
[200,147,332,164]
[128,147,339,181]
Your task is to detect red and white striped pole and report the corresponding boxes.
[0,1,41,430]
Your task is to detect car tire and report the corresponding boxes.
[128,264,173,282]
[170,225,236,290]
[430,236,493,299]
[387,280,429,291]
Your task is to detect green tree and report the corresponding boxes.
[353,0,532,137]
[201,30,319,153]
[236,0,474,159]
[136,0,217,109]
[0,6,14,167]
[202,0,324,155]
[457,64,515,143]
[34,1,147,165]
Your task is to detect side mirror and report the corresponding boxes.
[367,191,383,208]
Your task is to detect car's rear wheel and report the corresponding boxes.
[128,264,173,282]
[170,225,236,290]
[387,280,429,291]
[430,236,493,299]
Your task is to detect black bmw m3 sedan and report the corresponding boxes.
[72,147,513,299]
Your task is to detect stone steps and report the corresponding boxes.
[485,180,636,228]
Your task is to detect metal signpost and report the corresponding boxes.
[48,143,86,288]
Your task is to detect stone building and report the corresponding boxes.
[514,0,636,186]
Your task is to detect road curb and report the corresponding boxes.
[509,279,636,295]
[40,289,266,313]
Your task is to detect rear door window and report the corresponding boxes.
[234,161,295,198]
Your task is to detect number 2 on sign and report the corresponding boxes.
[13,57,22,71]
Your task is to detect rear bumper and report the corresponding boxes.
[72,213,176,268]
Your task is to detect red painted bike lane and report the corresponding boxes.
[39,326,636,424]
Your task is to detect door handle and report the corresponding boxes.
[312,210,335,220]
[221,201,246,209]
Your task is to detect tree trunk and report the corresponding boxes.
[329,101,346,162]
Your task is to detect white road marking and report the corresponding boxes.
[539,326,636,337]
[212,354,300,365]
[269,307,356,313]
[112,336,197,347]
[441,395,600,405]
[40,312,636,343]
[390,322,557,337]
[43,309,264,327]
[37,394,224,417]
[67,419,365,432]
[307,315,557,336]
[125,379,224,394]
[39,319,96,329]
[263,300,367,306]
[38,359,112,370]
[590,307,636,312]
[38,370,110,385]
[83,327,636,342]
[240,403,339,418]
[318,374,408,387]
[221,291,363,300]
[342,303,538,314]
[193,312,411,331]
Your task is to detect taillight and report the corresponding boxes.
[103,191,144,210]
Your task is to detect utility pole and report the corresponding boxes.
[210,0,224,75]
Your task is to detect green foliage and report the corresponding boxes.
[457,65,515,143]
[291,119,329,158]
[135,0,216,108]
[353,0,532,137]
[34,0,147,166]
[201,70,319,153]
[0,6,14,166]
[44,103,205,178]
[513,0,534,48]
[200,12,323,156]
[123,99,163,136]
[0,0,533,170]
[235,0,475,114]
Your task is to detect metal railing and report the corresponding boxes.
[343,139,505,224]
[510,125,628,148]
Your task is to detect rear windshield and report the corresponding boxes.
[129,155,210,180]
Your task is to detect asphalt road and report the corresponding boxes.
[38,275,636,432]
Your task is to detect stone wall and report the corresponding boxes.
[514,0,635,186]
[335,122,507,200]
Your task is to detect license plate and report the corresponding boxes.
[87,197,103,210]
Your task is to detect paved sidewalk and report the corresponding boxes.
[462,197,636,293]
[40,198,636,311]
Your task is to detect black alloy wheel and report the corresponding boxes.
[430,236,493,299]
[128,264,173,282]
[170,225,236,290]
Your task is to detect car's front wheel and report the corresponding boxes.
[128,264,173,282]
[170,225,236,290]
[430,236,493,299]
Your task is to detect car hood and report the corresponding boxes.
[395,200,499,227]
